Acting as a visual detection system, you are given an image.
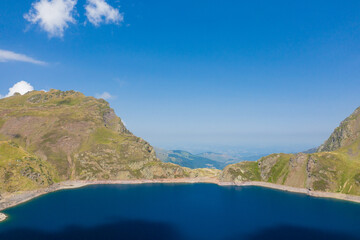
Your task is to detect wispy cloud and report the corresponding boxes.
[0,81,35,99]
[24,0,77,38]
[0,49,47,65]
[85,0,123,26]
[95,92,114,100]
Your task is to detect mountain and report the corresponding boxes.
[0,90,219,195]
[1,89,360,202]
[221,107,360,196]
[317,107,360,152]
[155,149,267,170]
[155,148,227,169]
[196,152,242,164]
[302,147,317,154]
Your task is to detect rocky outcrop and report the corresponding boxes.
[258,154,283,181]
[317,107,360,152]
[0,213,6,222]
[102,105,130,134]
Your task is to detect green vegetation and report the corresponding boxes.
[0,141,58,193]
[221,161,260,182]
[0,90,219,196]
[221,149,360,195]
[313,180,328,191]
[266,154,291,184]
[221,106,360,196]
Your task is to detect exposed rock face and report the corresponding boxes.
[258,154,283,181]
[102,107,130,134]
[317,107,360,152]
[0,90,218,195]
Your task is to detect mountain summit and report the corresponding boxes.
[317,107,360,152]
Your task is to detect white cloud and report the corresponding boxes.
[1,81,35,99]
[95,92,114,100]
[24,0,77,38]
[0,49,46,65]
[85,0,123,26]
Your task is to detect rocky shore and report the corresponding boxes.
[1,179,360,222]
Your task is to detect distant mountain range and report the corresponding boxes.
[155,148,267,170]
[197,152,242,164]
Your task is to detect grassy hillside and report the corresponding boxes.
[221,107,360,196]
[221,151,360,195]
[0,141,57,193]
[0,90,219,196]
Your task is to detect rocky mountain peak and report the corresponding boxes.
[317,106,360,152]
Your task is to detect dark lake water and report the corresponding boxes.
[0,183,360,240]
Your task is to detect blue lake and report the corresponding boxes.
[0,183,360,240]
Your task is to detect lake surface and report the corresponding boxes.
[0,183,360,240]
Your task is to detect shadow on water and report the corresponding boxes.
[228,225,360,240]
[0,219,184,240]
[1,222,360,240]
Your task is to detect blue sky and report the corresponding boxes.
[1,0,360,154]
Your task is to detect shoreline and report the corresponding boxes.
[219,181,360,204]
[1,178,360,222]
[0,178,219,214]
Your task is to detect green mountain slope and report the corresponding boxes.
[0,141,57,193]
[0,90,219,197]
[221,107,360,196]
